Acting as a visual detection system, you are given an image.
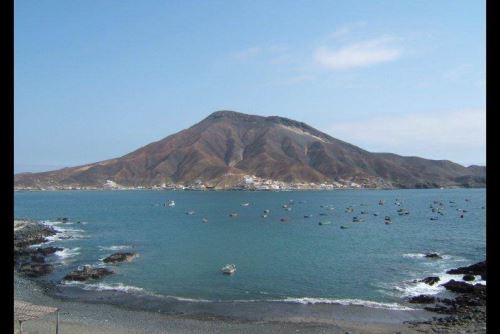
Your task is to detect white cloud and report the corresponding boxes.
[326,109,485,166]
[328,21,367,39]
[314,37,402,70]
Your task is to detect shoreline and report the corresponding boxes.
[14,218,486,333]
[15,273,430,334]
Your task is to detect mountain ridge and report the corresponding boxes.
[14,110,485,189]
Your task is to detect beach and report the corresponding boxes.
[16,272,430,334]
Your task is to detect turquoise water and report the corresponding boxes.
[14,189,485,309]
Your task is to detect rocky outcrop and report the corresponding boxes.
[408,295,436,304]
[406,261,487,334]
[421,276,440,285]
[63,265,114,281]
[103,252,137,264]
[446,261,486,277]
[425,253,442,259]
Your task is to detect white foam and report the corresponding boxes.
[62,281,145,293]
[394,272,486,298]
[98,245,132,251]
[40,220,86,241]
[274,297,415,310]
[54,247,81,260]
[402,253,452,260]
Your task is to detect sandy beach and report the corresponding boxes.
[15,271,428,334]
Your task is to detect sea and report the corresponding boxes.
[14,189,486,319]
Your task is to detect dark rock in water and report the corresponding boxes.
[37,246,64,256]
[21,263,53,277]
[421,276,440,285]
[31,255,45,263]
[408,295,436,304]
[425,253,442,259]
[103,252,137,264]
[63,266,114,281]
[441,280,476,293]
[462,274,475,281]
[446,261,486,277]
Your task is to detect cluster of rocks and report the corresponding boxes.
[406,260,487,333]
[14,221,61,277]
[14,219,137,283]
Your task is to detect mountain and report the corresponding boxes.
[14,110,485,189]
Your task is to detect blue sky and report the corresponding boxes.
[14,0,485,173]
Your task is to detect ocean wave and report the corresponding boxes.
[61,281,145,293]
[55,247,81,260]
[98,245,132,251]
[273,297,415,310]
[394,272,486,298]
[402,253,452,260]
[41,220,86,241]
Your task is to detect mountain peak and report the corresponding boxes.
[14,111,485,189]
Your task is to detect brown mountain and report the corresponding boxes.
[14,110,485,189]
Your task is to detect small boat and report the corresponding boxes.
[285,207,292,211]
[373,213,379,216]
[282,204,289,208]
[345,207,354,213]
[221,264,236,275]
[385,220,392,224]
[352,216,364,223]
[280,217,288,222]
[318,221,332,225]
[430,217,438,221]
[263,209,271,214]
[340,225,348,229]
[186,210,195,215]
[379,200,385,205]
[229,213,239,218]
[384,216,391,221]
[304,214,313,218]
[241,202,250,207]
[202,218,208,223]
[360,211,368,215]
[167,200,175,207]
[319,213,328,216]
[261,214,268,218]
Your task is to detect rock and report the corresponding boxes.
[425,253,442,259]
[421,276,440,285]
[37,246,64,256]
[462,274,475,281]
[21,263,53,277]
[103,252,137,264]
[446,261,486,276]
[441,280,475,293]
[31,255,45,263]
[63,265,113,281]
[408,295,436,304]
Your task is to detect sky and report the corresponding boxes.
[14,0,486,173]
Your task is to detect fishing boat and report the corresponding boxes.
[221,264,236,275]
